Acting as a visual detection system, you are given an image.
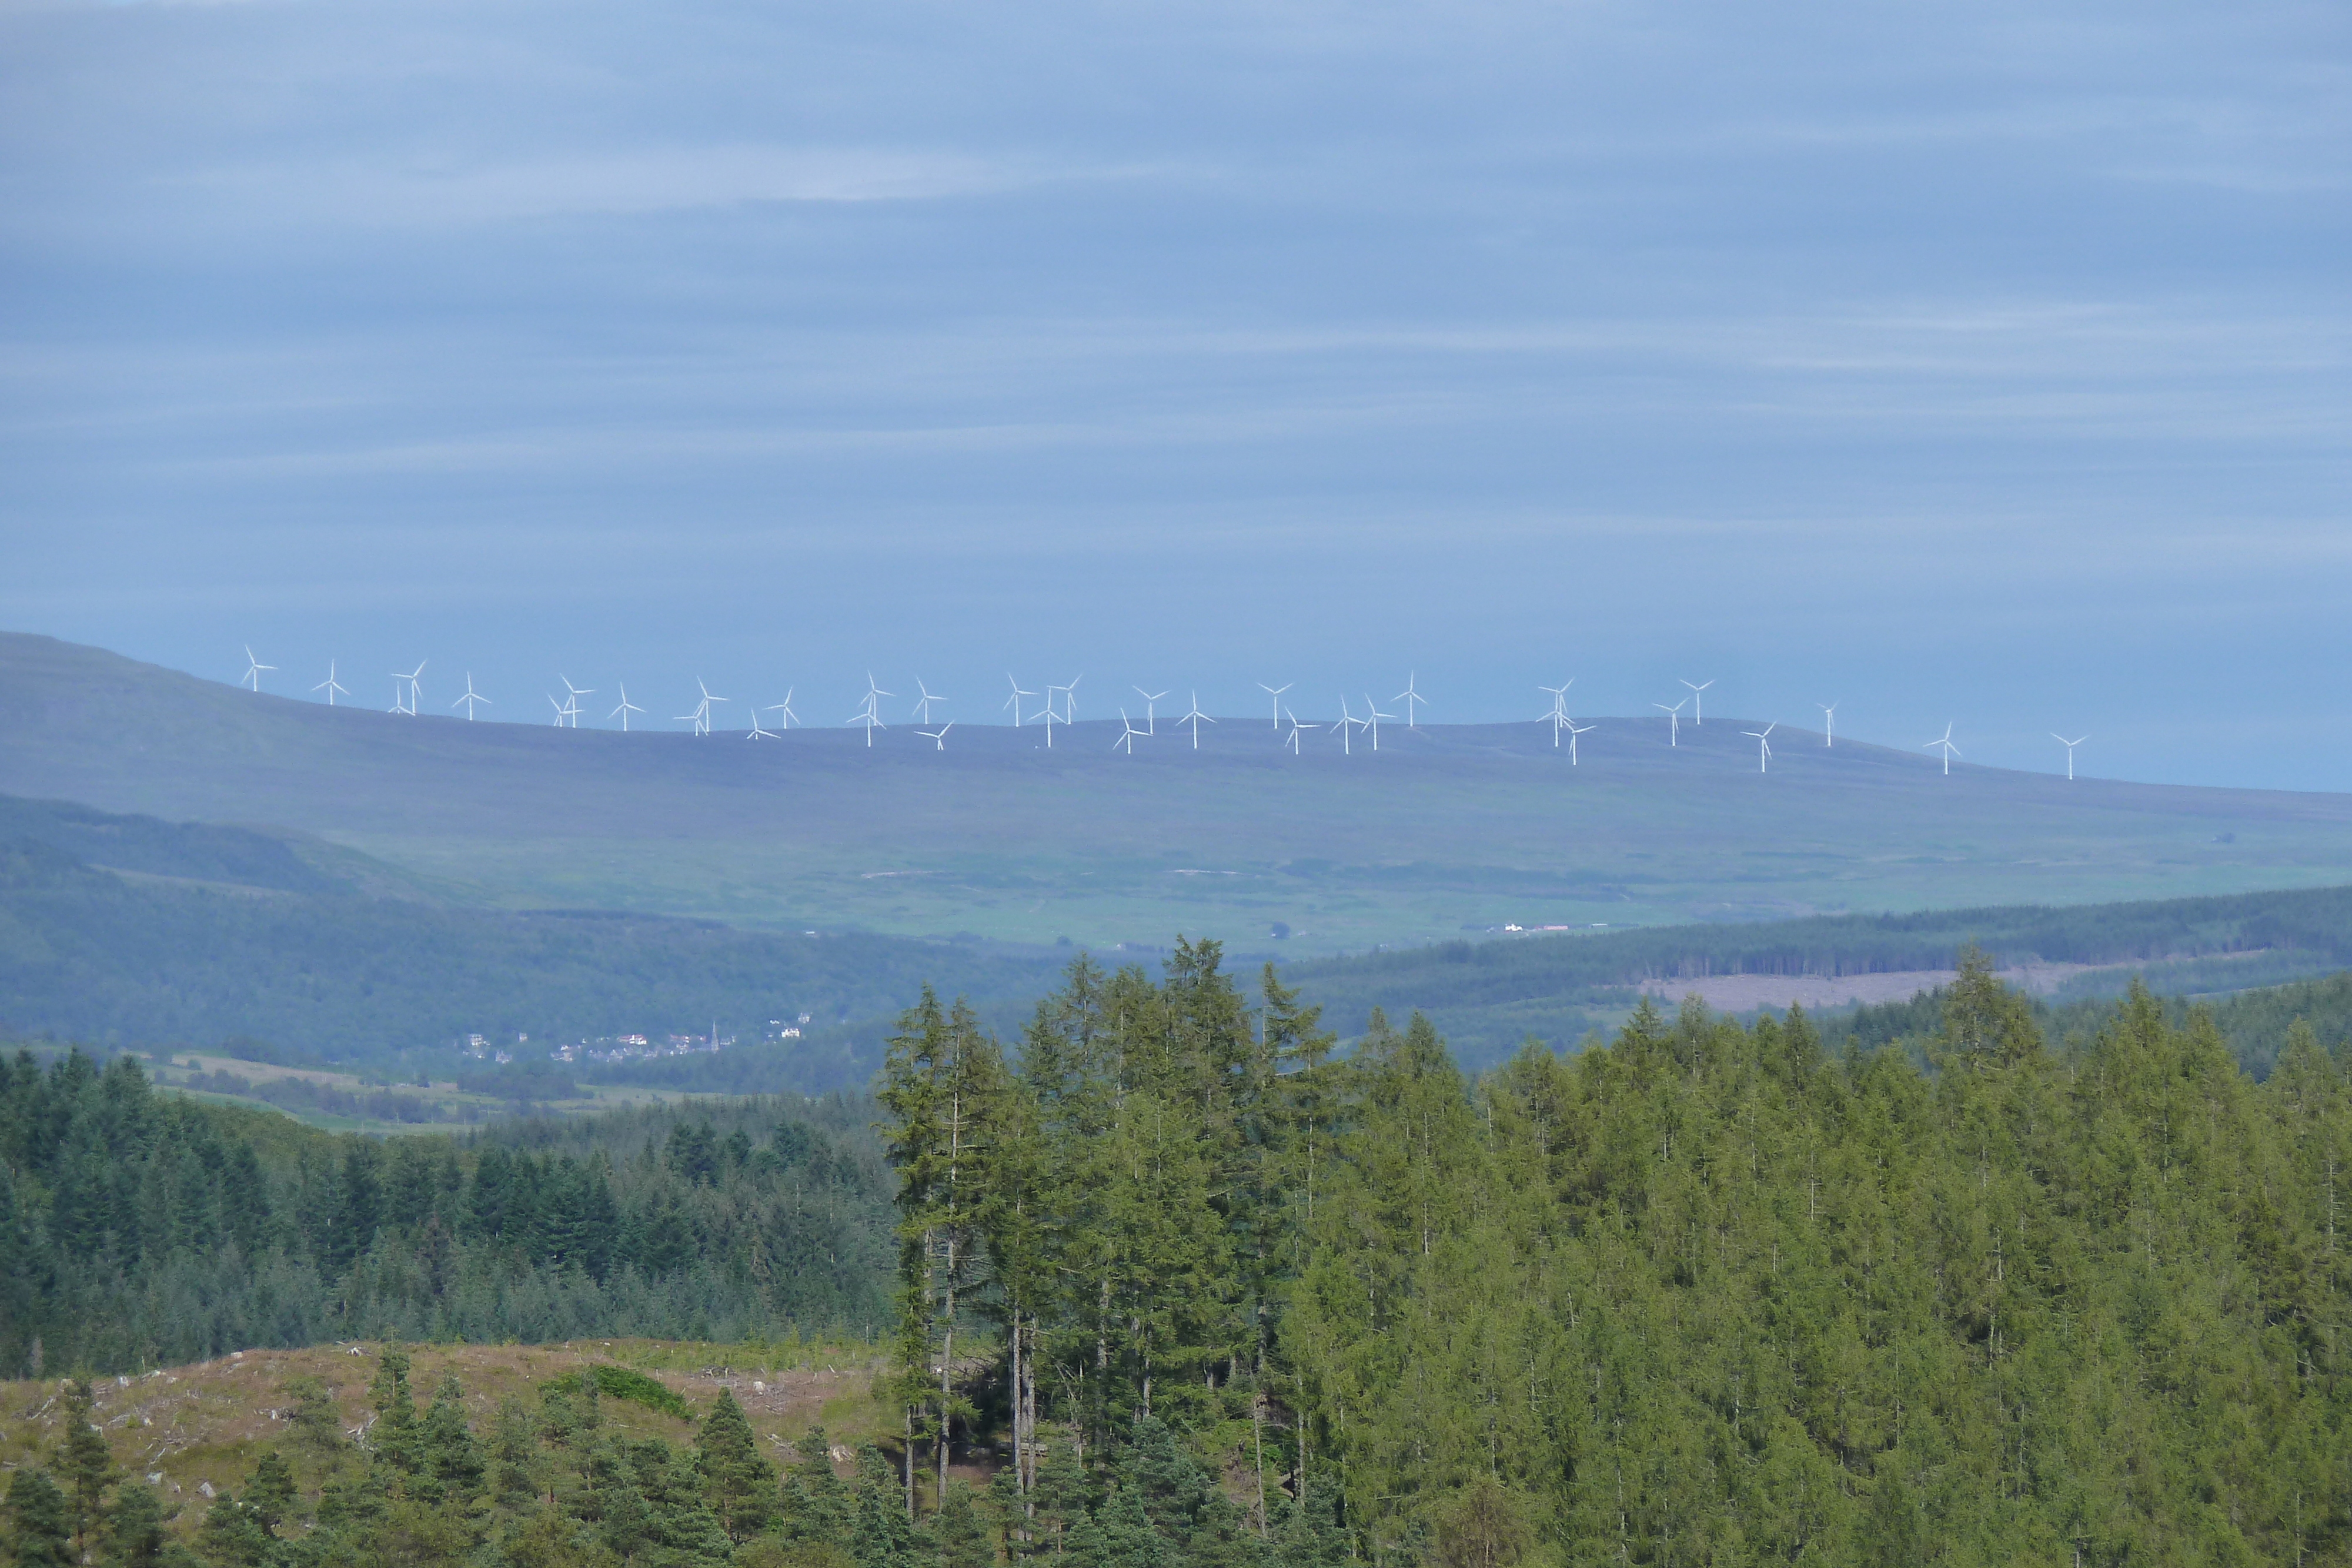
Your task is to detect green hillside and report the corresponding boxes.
[1282,882,2352,1066]
[9,631,2352,955]
[0,793,1065,1082]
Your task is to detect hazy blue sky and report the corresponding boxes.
[4,0,2345,786]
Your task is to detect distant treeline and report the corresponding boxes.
[0,1052,896,1375]
[1285,882,2352,1065]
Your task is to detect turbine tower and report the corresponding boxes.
[241,646,276,693]
[1132,688,1168,735]
[1394,673,1428,728]
[1564,719,1593,765]
[1258,681,1293,731]
[559,676,594,727]
[1817,701,1839,748]
[392,661,426,715]
[1682,678,1715,725]
[1284,708,1318,754]
[2052,733,2087,781]
[452,674,491,720]
[609,684,644,731]
[911,680,947,724]
[1334,696,1355,756]
[1113,711,1145,754]
[1539,683,1572,747]
[1653,698,1686,747]
[1004,675,1035,727]
[1178,692,1216,750]
[764,690,799,730]
[311,660,349,707]
[1925,723,1960,776]
[1743,722,1776,773]
[1362,696,1395,751]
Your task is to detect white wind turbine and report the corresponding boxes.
[1564,718,1593,765]
[392,661,426,716]
[1258,682,1293,731]
[1817,701,1839,748]
[746,707,778,738]
[676,700,710,735]
[1004,675,1035,727]
[917,722,954,750]
[1112,710,1145,754]
[312,660,349,707]
[911,680,947,724]
[698,678,732,733]
[548,693,572,727]
[1682,678,1715,725]
[389,677,409,714]
[1925,722,1960,775]
[1178,691,1215,750]
[1743,722,1776,773]
[763,690,799,730]
[2052,733,2087,781]
[560,677,594,727]
[1334,696,1356,755]
[1284,708,1318,754]
[1037,698,1060,748]
[1395,673,1428,728]
[1060,674,1083,722]
[1362,696,1395,751]
[242,646,276,693]
[452,674,491,720]
[1539,683,1572,746]
[609,684,644,731]
[1653,698,1686,747]
[1133,688,1168,735]
[847,689,887,747]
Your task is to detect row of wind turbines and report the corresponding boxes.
[240,648,2092,777]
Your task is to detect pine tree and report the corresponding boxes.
[694,1388,776,1541]
[369,1345,420,1473]
[5,1469,73,1568]
[57,1378,118,1558]
[101,1479,172,1568]
[416,1373,486,1502]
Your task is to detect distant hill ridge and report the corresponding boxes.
[11,630,2352,952]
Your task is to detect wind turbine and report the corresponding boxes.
[1653,698,1685,747]
[1060,675,1083,723]
[2052,733,2087,781]
[609,684,644,731]
[1178,691,1215,750]
[1334,696,1355,756]
[911,680,947,724]
[1133,688,1168,735]
[1258,682,1293,731]
[763,690,799,730]
[1539,683,1572,746]
[560,676,594,727]
[1284,708,1318,754]
[1112,711,1145,754]
[1037,698,1060,748]
[746,707,777,738]
[697,678,732,732]
[1682,679,1714,725]
[389,678,409,714]
[676,701,711,735]
[1004,675,1035,727]
[241,646,276,693]
[847,692,887,747]
[392,661,425,715]
[452,674,490,720]
[1817,701,1839,748]
[312,660,349,707]
[1564,719,1593,765]
[1395,673,1428,728]
[917,722,954,750]
[1362,696,1395,751]
[548,693,572,727]
[1925,723,1960,776]
[1743,722,1776,773]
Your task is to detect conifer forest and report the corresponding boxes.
[6,941,2352,1565]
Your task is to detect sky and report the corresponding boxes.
[2,0,2346,788]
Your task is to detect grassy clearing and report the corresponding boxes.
[0,1338,893,1543]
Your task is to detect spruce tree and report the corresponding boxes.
[101,1479,171,1568]
[5,1469,73,1568]
[57,1378,118,1558]
[694,1388,776,1541]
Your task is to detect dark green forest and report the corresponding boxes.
[871,942,2352,1566]
[0,1058,896,1375]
